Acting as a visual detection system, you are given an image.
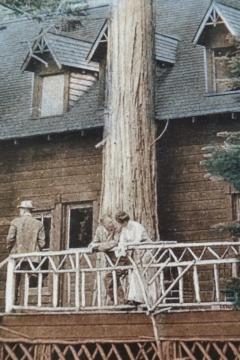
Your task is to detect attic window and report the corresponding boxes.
[41,74,65,117]
[212,46,237,92]
[206,44,240,94]
[193,3,240,94]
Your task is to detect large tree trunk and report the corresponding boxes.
[100,0,158,240]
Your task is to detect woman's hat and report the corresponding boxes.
[115,211,130,222]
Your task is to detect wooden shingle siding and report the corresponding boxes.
[0,132,102,307]
[157,116,240,242]
[69,72,97,108]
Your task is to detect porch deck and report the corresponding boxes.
[1,241,240,359]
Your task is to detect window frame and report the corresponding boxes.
[232,193,240,222]
[40,73,65,117]
[32,70,69,119]
[205,45,240,95]
[66,202,94,249]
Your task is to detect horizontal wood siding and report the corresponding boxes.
[0,311,240,342]
[156,310,240,340]
[0,313,153,341]
[0,131,102,308]
[157,116,240,242]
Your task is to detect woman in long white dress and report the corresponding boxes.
[115,211,154,306]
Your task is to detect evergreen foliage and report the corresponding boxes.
[0,0,87,19]
[225,277,240,309]
[228,37,240,90]
[202,132,240,235]
[203,142,240,191]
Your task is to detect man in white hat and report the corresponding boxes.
[7,200,45,255]
[7,200,45,303]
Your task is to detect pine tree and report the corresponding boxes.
[0,0,87,19]
[202,130,240,303]
[202,131,240,236]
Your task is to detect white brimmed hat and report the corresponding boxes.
[17,200,34,209]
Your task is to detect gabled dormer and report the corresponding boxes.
[22,29,99,118]
[87,21,179,67]
[193,1,240,94]
[86,20,108,63]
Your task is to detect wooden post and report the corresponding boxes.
[97,271,102,308]
[112,270,118,305]
[232,262,238,278]
[52,273,59,308]
[37,273,43,307]
[24,273,29,307]
[177,266,184,304]
[160,271,166,303]
[213,264,220,302]
[5,257,16,313]
[81,271,86,307]
[193,265,201,303]
[75,252,80,309]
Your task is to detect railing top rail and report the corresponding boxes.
[8,241,240,260]
[127,241,240,249]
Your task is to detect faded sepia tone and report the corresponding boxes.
[0,0,239,359]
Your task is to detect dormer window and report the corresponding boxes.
[41,74,65,117]
[207,45,238,93]
[87,20,179,67]
[22,30,99,118]
[193,2,240,94]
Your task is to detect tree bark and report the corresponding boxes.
[100,0,158,239]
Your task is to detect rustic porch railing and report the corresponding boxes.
[4,241,240,313]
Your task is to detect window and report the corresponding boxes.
[68,204,93,248]
[41,74,65,117]
[211,47,239,93]
[232,193,240,221]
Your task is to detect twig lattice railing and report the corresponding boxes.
[1,340,240,360]
[4,241,240,313]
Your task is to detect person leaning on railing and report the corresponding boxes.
[6,200,46,303]
[115,211,152,306]
[88,214,127,304]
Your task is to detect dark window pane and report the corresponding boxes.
[69,207,93,248]
[43,217,51,249]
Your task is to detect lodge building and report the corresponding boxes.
[0,0,240,359]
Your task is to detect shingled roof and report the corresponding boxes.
[155,0,240,120]
[22,31,99,72]
[0,6,107,141]
[0,0,240,141]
